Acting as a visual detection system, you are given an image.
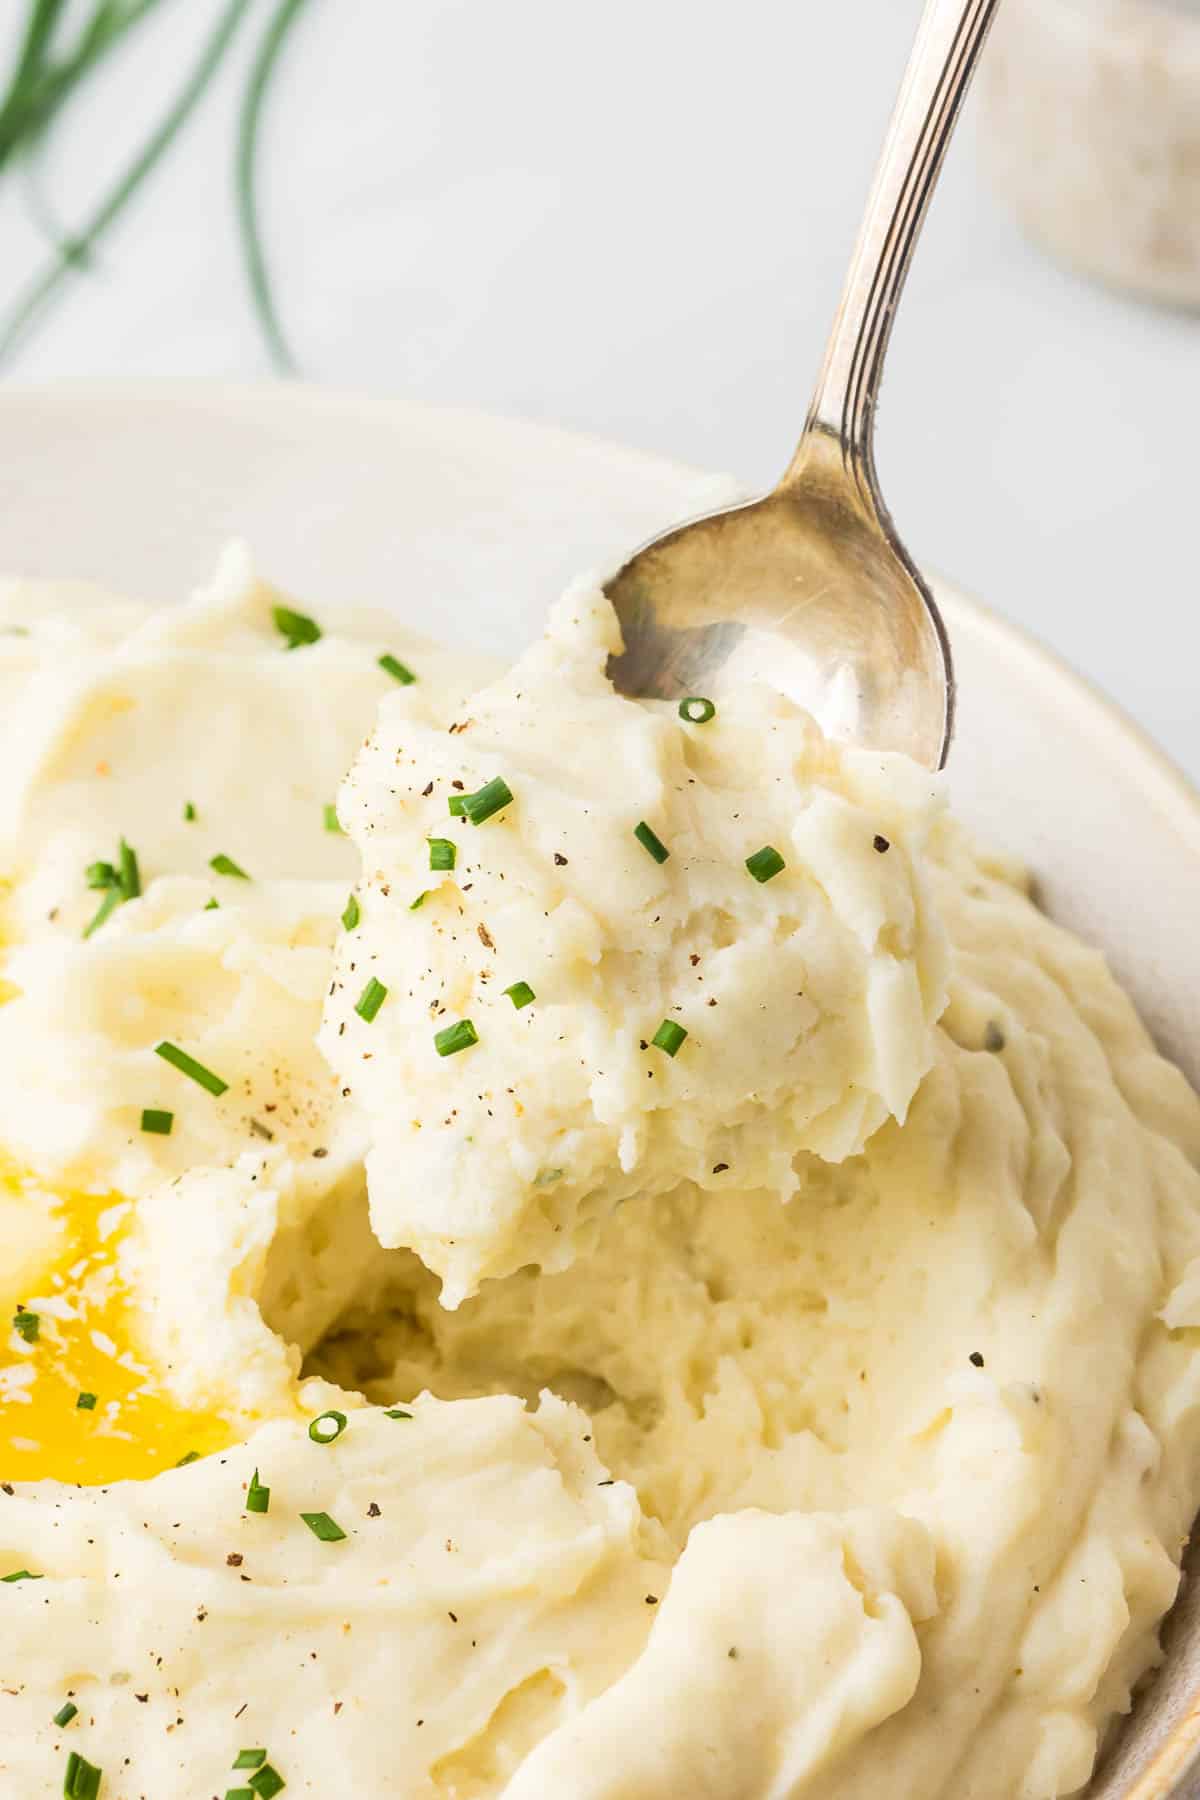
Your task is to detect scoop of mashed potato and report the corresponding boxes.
[320,585,949,1307]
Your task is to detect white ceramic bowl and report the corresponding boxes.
[2,381,1199,1798]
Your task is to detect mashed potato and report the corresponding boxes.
[2,551,1200,1800]
[319,584,949,1307]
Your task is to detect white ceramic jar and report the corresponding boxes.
[979,0,1200,308]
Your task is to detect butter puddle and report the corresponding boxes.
[0,1165,232,1484]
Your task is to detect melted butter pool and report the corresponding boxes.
[0,1165,233,1484]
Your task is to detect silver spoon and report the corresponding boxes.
[606,0,1002,770]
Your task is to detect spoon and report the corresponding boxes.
[605,0,1002,770]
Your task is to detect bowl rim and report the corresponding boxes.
[6,374,1200,842]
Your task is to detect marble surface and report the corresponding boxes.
[0,0,1196,777]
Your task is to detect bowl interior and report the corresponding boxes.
[3,380,1199,1798]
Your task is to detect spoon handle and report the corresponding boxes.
[790,0,1002,506]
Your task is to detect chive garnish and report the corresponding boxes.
[434,1019,478,1058]
[300,1511,346,1543]
[233,1751,267,1771]
[210,853,250,880]
[378,652,416,685]
[322,804,342,835]
[341,893,360,932]
[503,981,535,1010]
[83,836,142,936]
[447,794,467,817]
[183,801,196,822]
[745,846,785,884]
[651,1020,688,1057]
[76,1393,97,1411]
[13,1309,38,1343]
[226,1790,255,1800]
[2,1569,42,1582]
[53,1702,78,1729]
[428,837,456,872]
[83,887,121,938]
[140,1108,173,1136]
[307,1410,347,1445]
[355,977,387,1023]
[679,696,716,724]
[63,1752,102,1800]
[248,1767,286,1799]
[384,1408,412,1420]
[154,1041,229,1097]
[246,1468,270,1514]
[634,821,669,864]
[204,897,220,911]
[176,1450,201,1467]
[119,837,141,899]
[462,777,513,827]
[409,892,428,911]
[272,604,321,649]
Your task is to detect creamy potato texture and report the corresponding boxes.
[320,587,949,1307]
[3,551,1200,1800]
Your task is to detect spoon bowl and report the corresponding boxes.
[606,431,954,769]
[606,0,1001,770]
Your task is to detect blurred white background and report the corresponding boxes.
[0,0,1197,775]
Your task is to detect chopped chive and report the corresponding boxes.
[246,1468,270,1514]
[82,839,142,936]
[503,981,535,1010]
[176,1450,201,1468]
[13,1310,39,1343]
[447,794,467,817]
[435,1018,478,1058]
[233,1750,267,1771]
[378,652,416,685]
[341,893,360,932]
[248,1767,286,1799]
[307,1410,347,1446]
[210,853,250,880]
[140,1108,173,1136]
[745,846,785,884]
[651,1019,688,1058]
[76,1393,97,1411]
[83,886,121,939]
[53,1702,78,1729]
[462,777,513,827]
[384,1408,412,1420]
[118,837,141,900]
[226,1791,255,1800]
[63,1752,102,1799]
[409,891,429,912]
[634,821,669,864]
[300,1511,346,1543]
[183,802,197,822]
[355,977,388,1023]
[272,604,321,649]
[154,1041,229,1097]
[428,837,456,872]
[204,897,220,911]
[2,1569,42,1582]
[322,804,343,835]
[679,696,716,724]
